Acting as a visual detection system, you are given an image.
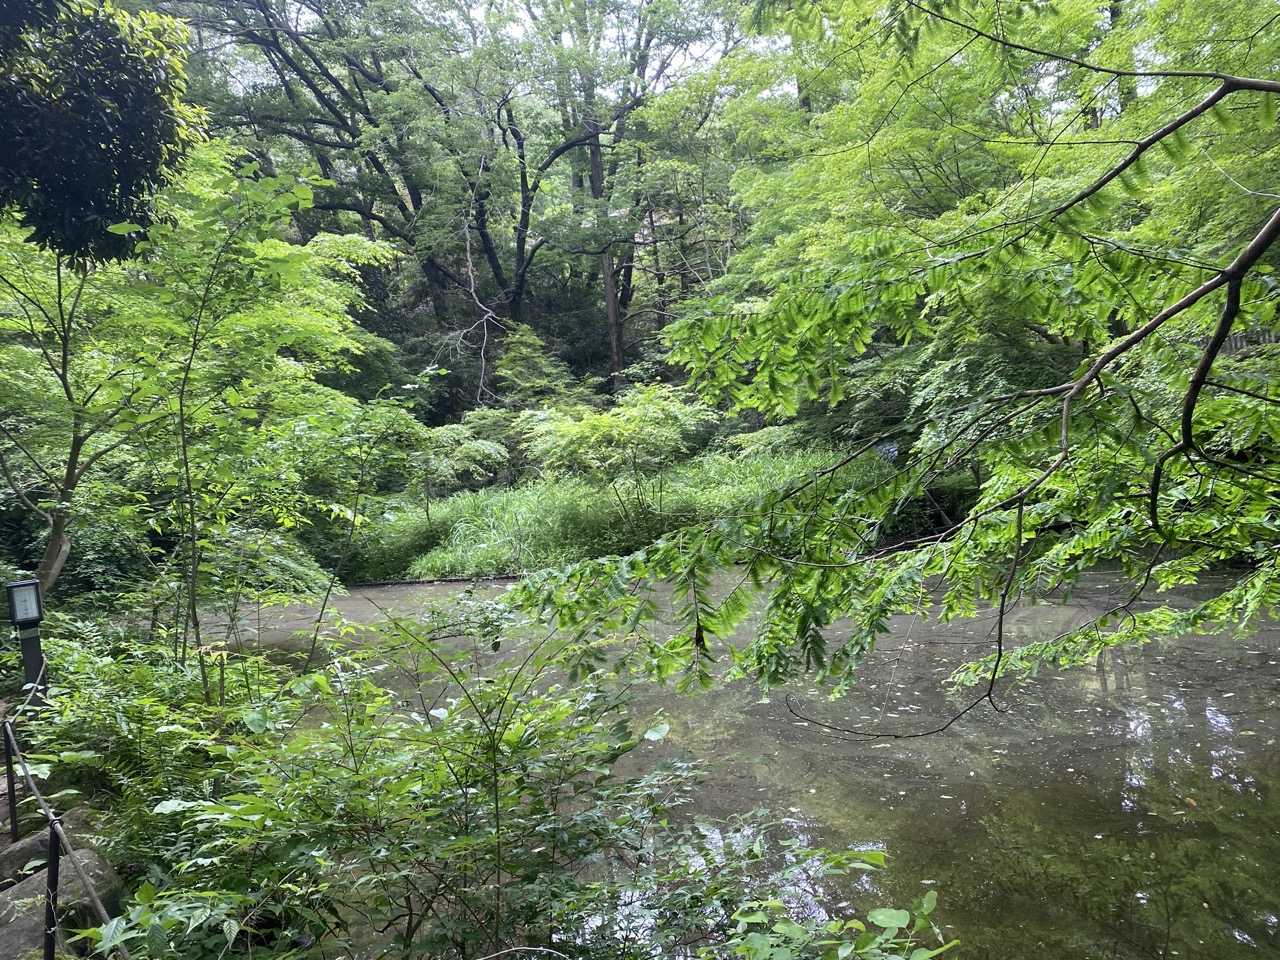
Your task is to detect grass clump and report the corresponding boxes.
[400,448,842,580]
[406,477,634,578]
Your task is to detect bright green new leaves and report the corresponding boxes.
[574,0,1280,689]
[679,0,1280,415]
[0,144,397,596]
[520,384,718,482]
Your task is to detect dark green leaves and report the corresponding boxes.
[0,0,203,263]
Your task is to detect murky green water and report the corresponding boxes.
[258,576,1280,958]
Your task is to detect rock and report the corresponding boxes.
[0,867,60,959]
[0,849,123,959]
[0,807,104,891]
[0,829,50,889]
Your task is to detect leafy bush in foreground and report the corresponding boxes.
[27,604,954,960]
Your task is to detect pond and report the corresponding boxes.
[257,574,1280,958]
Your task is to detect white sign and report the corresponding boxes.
[6,581,43,626]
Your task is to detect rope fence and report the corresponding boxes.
[4,655,133,960]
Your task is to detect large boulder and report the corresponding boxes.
[0,848,123,958]
[0,807,104,889]
[0,828,50,889]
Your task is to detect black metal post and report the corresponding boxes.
[44,819,60,960]
[3,723,17,842]
[18,625,46,705]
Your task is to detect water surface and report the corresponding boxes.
[258,576,1280,958]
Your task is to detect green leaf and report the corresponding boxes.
[772,917,809,939]
[146,920,170,956]
[153,799,200,814]
[1261,92,1276,128]
[867,908,910,929]
[909,944,959,959]
[57,749,99,762]
[643,721,670,741]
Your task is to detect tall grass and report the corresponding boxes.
[410,477,623,578]
[349,449,847,581]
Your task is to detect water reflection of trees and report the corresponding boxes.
[633,598,1280,957]
[953,687,1278,958]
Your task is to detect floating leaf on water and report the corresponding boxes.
[643,722,670,741]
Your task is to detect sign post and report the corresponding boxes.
[5,580,46,703]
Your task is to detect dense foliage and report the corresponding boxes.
[0,145,396,612]
[4,0,1280,954]
[540,0,1280,695]
[0,0,201,261]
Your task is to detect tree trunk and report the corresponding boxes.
[587,120,626,384]
[35,513,72,594]
[602,249,625,384]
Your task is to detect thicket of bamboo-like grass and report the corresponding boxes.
[344,449,846,581]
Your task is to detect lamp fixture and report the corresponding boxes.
[5,579,44,629]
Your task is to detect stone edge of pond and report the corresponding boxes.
[349,575,523,588]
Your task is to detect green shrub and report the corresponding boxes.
[400,447,849,579]
[341,499,448,582]
[519,383,718,483]
[495,323,604,408]
[35,605,953,960]
[27,617,281,884]
[718,422,807,457]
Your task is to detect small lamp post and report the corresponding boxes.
[5,580,46,701]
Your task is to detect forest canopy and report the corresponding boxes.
[1,0,1279,956]
[639,0,1280,692]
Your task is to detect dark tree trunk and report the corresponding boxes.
[587,119,626,384]
[35,513,71,594]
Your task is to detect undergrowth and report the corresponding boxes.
[348,449,845,581]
